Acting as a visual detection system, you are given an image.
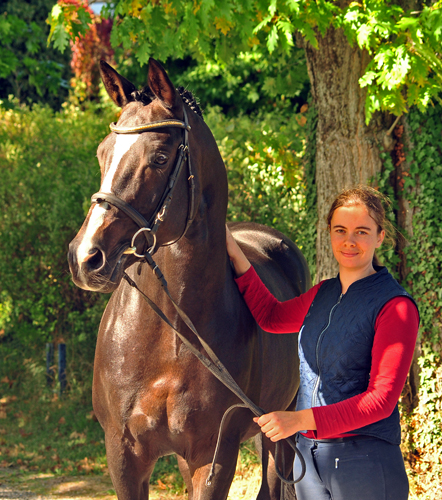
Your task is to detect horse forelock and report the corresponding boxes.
[131,86,155,105]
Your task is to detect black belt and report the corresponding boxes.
[298,433,376,444]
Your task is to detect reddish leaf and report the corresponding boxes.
[157,479,168,490]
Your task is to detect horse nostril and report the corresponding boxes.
[83,248,105,273]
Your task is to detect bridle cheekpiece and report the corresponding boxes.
[91,107,195,257]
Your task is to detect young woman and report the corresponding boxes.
[226,186,419,500]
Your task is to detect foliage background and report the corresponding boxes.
[0,0,72,108]
[391,105,442,497]
[1,0,442,498]
[0,99,113,397]
[2,91,442,500]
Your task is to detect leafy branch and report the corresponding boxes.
[47,0,442,123]
[47,1,92,53]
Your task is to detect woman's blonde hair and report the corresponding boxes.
[326,186,396,266]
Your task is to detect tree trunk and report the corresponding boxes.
[300,27,394,282]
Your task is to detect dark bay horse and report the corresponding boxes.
[68,58,311,500]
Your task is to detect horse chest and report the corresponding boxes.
[114,373,222,459]
[95,334,222,426]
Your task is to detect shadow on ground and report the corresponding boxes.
[0,464,261,499]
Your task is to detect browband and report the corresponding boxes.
[109,119,191,134]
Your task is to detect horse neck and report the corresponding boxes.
[163,203,228,296]
[159,120,230,305]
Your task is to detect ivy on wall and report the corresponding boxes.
[405,107,442,348]
[376,103,442,498]
[403,104,442,498]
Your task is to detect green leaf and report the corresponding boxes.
[356,24,374,51]
[359,70,377,88]
[396,16,419,31]
[51,24,70,54]
[77,6,92,26]
[0,17,11,37]
[253,15,272,34]
[50,4,63,22]
[267,24,279,53]
[136,41,152,66]
[0,48,18,78]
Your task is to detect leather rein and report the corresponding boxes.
[90,106,306,487]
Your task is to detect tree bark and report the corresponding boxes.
[300,27,394,282]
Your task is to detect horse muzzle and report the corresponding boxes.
[68,239,128,293]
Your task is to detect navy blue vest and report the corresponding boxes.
[296,267,416,445]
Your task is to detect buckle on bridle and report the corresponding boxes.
[123,227,157,257]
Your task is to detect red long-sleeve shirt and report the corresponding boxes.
[235,266,419,439]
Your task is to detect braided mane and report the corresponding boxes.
[177,86,204,119]
[131,86,204,120]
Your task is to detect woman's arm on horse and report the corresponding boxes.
[226,225,321,333]
[226,225,251,277]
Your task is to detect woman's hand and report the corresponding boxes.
[226,225,251,277]
[253,409,316,442]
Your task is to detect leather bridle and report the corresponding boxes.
[91,108,196,257]
[88,104,306,488]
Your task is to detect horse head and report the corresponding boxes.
[68,59,227,293]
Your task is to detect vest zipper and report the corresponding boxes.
[311,293,343,408]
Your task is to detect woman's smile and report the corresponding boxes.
[329,204,385,278]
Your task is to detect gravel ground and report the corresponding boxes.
[0,468,116,500]
[0,484,39,500]
[0,463,261,499]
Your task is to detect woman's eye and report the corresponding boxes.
[154,154,169,165]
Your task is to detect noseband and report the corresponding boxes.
[91,108,195,256]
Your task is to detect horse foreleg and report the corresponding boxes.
[256,434,297,500]
[177,454,194,499]
[104,429,155,500]
[184,439,240,500]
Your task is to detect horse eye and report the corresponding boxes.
[154,154,169,166]
[100,202,111,210]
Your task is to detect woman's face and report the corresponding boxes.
[329,204,385,274]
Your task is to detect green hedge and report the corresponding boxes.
[0,98,313,398]
[206,102,316,271]
[0,99,116,396]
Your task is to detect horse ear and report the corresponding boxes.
[99,60,137,108]
[148,58,182,112]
